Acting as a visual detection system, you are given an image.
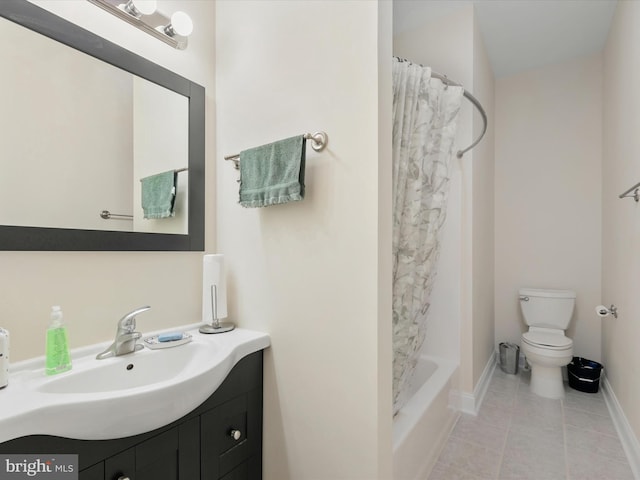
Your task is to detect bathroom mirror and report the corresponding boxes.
[0,0,204,251]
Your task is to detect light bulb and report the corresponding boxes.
[124,0,157,17]
[165,11,193,37]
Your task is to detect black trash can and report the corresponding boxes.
[567,357,603,393]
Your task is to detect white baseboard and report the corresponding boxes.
[602,375,640,479]
[450,352,496,416]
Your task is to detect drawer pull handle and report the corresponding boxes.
[230,429,242,441]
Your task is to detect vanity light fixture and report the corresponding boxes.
[87,0,193,50]
[123,0,156,17]
[164,11,193,37]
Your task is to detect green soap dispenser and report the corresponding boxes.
[45,305,72,375]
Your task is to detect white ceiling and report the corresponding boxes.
[393,0,618,78]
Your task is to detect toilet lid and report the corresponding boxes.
[522,331,572,349]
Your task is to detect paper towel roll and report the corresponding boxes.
[202,254,228,322]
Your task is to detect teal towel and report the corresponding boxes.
[239,135,306,208]
[141,170,177,219]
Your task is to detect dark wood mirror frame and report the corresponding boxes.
[0,0,205,251]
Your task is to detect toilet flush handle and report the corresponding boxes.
[520,296,529,302]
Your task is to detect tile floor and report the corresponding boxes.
[428,367,635,480]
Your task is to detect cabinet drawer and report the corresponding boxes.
[105,448,135,480]
[104,428,180,480]
[79,462,104,480]
[219,456,262,480]
[201,394,250,478]
[219,460,247,480]
[135,428,179,480]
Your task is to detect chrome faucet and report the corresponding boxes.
[96,306,150,360]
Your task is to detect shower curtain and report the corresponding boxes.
[392,58,463,414]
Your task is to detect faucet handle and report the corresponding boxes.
[118,305,151,332]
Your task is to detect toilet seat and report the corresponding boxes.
[522,331,572,350]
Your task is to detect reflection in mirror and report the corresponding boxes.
[0,14,188,235]
[0,0,204,251]
[133,79,189,235]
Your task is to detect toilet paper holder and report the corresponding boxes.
[596,304,618,319]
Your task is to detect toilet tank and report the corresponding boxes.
[519,288,576,330]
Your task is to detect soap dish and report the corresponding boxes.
[144,332,193,350]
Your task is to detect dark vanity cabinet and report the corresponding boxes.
[81,422,196,480]
[0,351,264,480]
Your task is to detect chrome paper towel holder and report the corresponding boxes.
[199,284,235,334]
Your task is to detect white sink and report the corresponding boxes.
[0,326,270,443]
[37,341,211,395]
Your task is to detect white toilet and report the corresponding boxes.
[519,288,575,399]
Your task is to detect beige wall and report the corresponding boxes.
[378,2,394,473]
[603,0,640,444]
[394,6,475,90]
[494,54,603,362]
[471,13,495,386]
[1,0,216,362]
[215,1,392,479]
[0,16,133,232]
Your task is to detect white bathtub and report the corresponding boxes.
[393,355,459,480]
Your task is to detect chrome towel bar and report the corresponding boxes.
[100,210,133,220]
[137,167,188,181]
[224,132,328,170]
[619,181,640,202]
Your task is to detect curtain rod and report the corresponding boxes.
[393,56,488,159]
